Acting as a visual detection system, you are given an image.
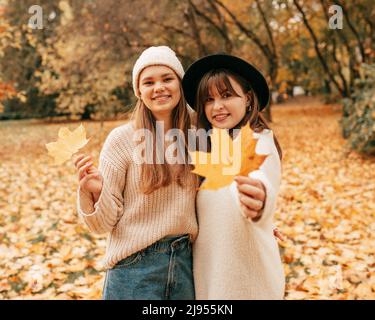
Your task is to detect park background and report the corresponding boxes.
[0,0,374,299]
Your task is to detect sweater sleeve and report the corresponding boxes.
[229,129,281,224]
[76,127,128,234]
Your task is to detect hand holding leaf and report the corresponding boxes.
[45,123,90,165]
[189,125,269,190]
[46,124,102,202]
[73,154,103,202]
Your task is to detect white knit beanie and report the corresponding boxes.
[132,46,185,98]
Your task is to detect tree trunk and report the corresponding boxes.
[335,0,366,63]
[293,0,345,97]
[184,4,208,57]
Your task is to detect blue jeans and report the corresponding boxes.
[102,234,195,300]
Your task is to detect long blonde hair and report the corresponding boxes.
[132,81,197,194]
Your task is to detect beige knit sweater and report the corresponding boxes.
[193,129,285,300]
[76,122,198,270]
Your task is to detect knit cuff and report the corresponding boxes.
[77,178,118,234]
[229,169,276,225]
[248,169,276,224]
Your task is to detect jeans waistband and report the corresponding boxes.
[146,234,191,253]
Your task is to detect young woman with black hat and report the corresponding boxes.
[182,54,285,299]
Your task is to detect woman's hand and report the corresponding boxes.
[273,228,285,241]
[234,176,266,222]
[73,154,103,202]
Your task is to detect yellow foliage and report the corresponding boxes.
[45,124,90,165]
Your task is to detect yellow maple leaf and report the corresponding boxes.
[45,123,89,165]
[189,125,268,190]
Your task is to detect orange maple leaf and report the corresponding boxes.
[189,125,268,190]
[237,125,269,176]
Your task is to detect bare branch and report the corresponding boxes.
[292,0,345,96]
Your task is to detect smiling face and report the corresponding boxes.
[203,75,248,130]
[138,65,181,120]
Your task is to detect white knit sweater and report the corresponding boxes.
[193,129,285,300]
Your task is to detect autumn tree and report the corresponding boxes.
[0,0,61,118]
[1,0,374,123]
[0,1,25,115]
[35,0,238,120]
[36,0,170,120]
[181,0,280,120]
[341,64,375,155]
[288,0,374,98]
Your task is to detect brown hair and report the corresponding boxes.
[195,68,282,160]
[132,81,197,194]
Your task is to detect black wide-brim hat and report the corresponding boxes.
[182,53,270,111]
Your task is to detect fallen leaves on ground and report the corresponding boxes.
[0,97,374,299]
[273,98,375,300]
